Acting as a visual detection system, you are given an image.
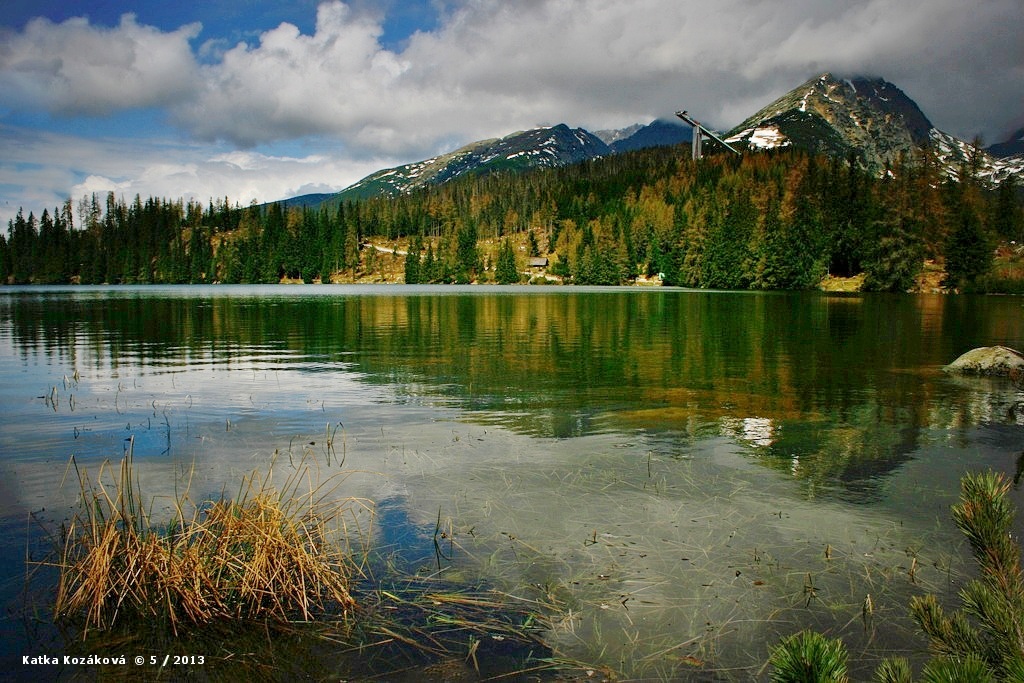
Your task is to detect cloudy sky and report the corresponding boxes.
[1,0,1021,226]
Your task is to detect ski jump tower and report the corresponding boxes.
[675,110,742,160]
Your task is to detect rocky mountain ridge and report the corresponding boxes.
[725,74,931,168]
[988,128,1024,158]
[604,118,691,154]
[335,124,609,202]
[326,117,697,204]
[930,129,1024,185]
[724,72,1022,183]
[294,72,1021,207]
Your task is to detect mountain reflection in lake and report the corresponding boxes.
[1,285,1023,680]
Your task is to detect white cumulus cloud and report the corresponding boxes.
[0,125,392,226]
[3,0,1021,146]
[1,0,1022,222]
[179,0,1024,153]
[175,2,415,150]
[0,14,201,115]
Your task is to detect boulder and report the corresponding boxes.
[944,346,1024,379]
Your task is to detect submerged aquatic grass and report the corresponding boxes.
[52,441,366,636]
[44,442,595,680]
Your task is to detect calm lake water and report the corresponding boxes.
[1,285,1023,680]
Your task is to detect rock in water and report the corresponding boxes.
[944,346,1024,378]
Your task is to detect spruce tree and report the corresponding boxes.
[862,215,924,292]
[991,177,1023,243]
[527,230,540,257]
[404,236,422,284]
[703,191,755,289]
[37,208,60,283]
[944,199,992,290]
[343,205,361,273]
[755,199,788,289]
[422,244,437,283]
[0,233,9,284]
[494,238,519,284]
[454,218,479,283]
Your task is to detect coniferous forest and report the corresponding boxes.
[2,145,1022,292]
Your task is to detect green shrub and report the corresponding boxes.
[770,471,1024,682]
[769,630,849,682]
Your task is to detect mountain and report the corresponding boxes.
[988,128,1024,158]
[593,123,644,146]
[273,193,337,210]
[328,119,695,206]
[930,129,1024,185]
[724,72,1022,184]
[334,119,695,204]
[334,124,609,202]
[281,72,1019,208]
[725,73,933,169]
[608,118,691,153]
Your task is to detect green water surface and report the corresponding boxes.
[1,285,1022,680]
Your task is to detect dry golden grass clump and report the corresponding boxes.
[54,446,366,636]
[43,447,609,681]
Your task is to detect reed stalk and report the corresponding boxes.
[53,447,364,636]
[45,449,596,680]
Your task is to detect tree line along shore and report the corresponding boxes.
[3,146,1022,293]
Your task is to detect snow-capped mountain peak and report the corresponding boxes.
[336,124,609,201]
[724,72,935,170]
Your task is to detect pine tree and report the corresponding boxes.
[703,190,755,289]
[0,233,9,284]
[944,198,992,290]
[772,471,1024,682]
[421,244,437,283]
[991,177,1023,243]
[769,631,849,683]
[527,230,540,257]
[454,218,479,283]
[901,471,1024,680]
[494,239,519,284]
[343,204,361,273]
[404,236,423,284]
[862,215,924,292]
[8,210,37,284]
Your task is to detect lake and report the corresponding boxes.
[1,285,1023,680]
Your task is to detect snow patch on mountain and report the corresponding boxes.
[748,126,791,149]
[726,124,792,150]
[335,124,610,201]
[931,129,1024,184]
[720,72,1020,185]
[293,72,1023,208]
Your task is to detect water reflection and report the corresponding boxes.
[1,286,1023,679]
[3,287,1023,497]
